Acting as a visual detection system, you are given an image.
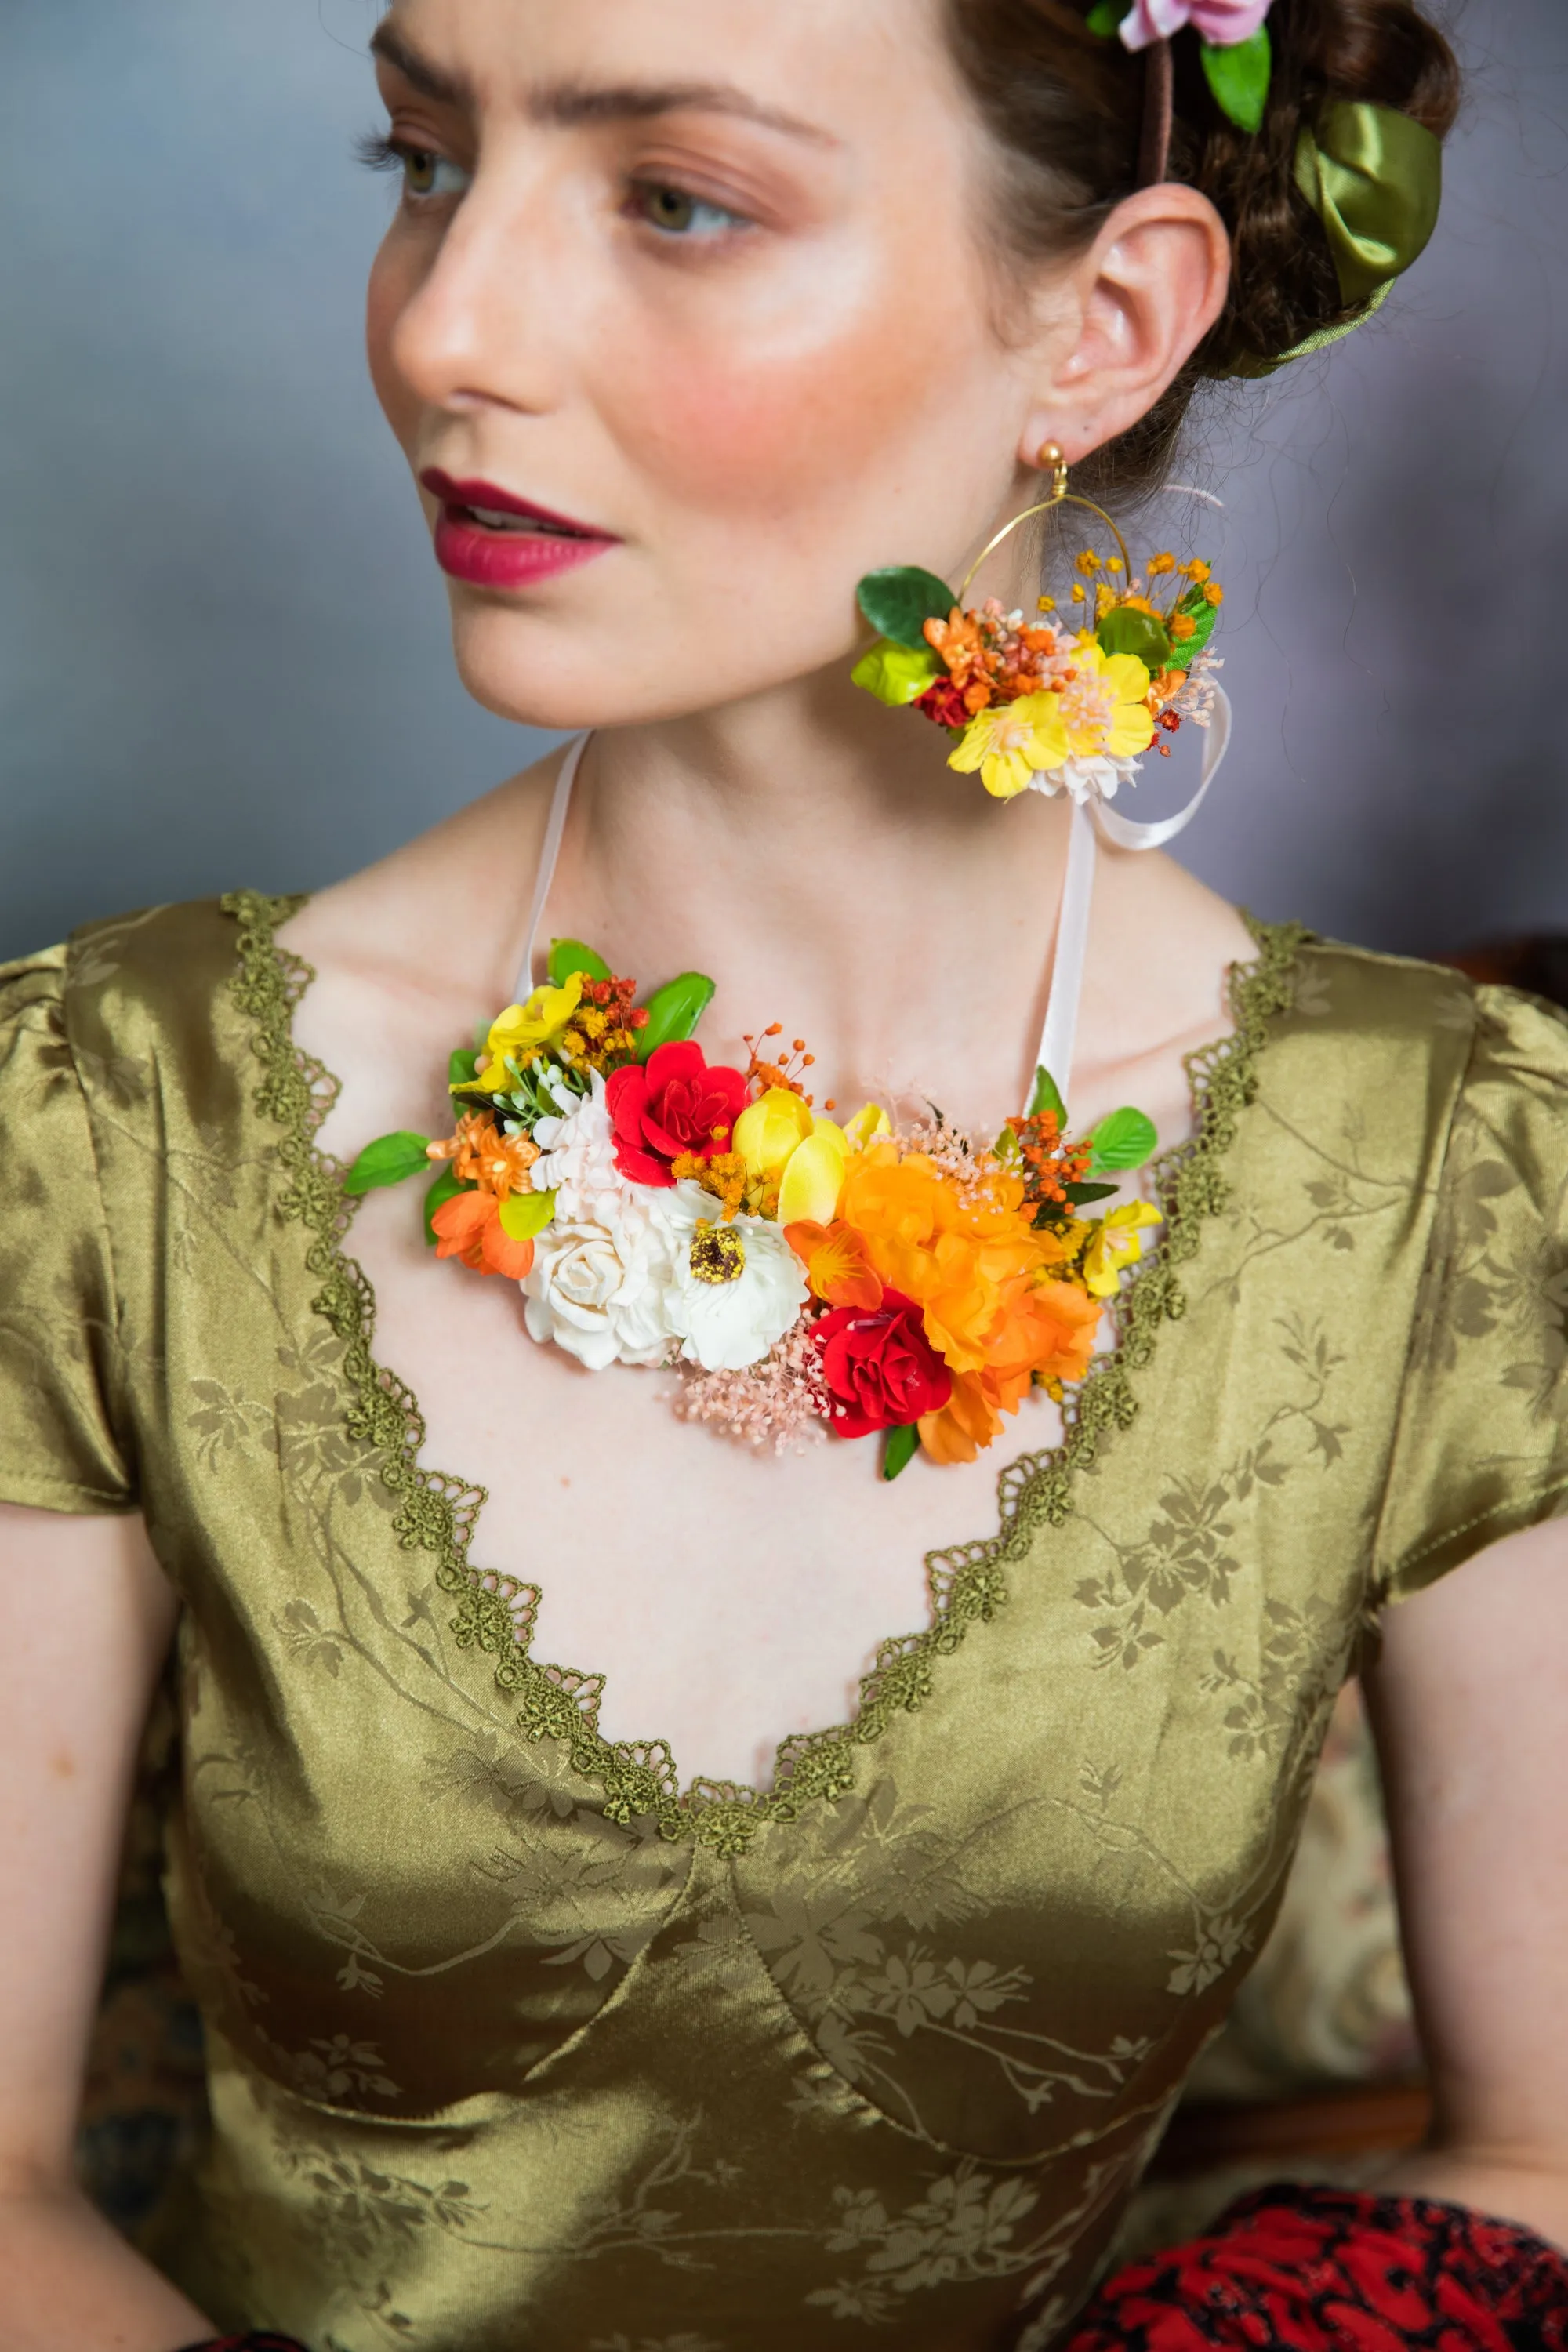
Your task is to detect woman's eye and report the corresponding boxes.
[629,182,746,241]
[401,147,470,202]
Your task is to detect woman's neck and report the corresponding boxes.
[555,673,1076,1122]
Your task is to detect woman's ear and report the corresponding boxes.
[1021,186,1231,467]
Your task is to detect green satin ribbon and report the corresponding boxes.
[1295,101,1443,307]
[1229,101,1443,375]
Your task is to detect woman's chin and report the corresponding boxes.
[446,614,839,736]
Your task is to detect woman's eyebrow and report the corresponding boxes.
[531,80,837,147]
[369,23,469,107]
[368,25,834,148]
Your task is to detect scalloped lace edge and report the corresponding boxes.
[224,890,1305,1857]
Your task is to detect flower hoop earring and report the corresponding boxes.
[851,441,1227,808]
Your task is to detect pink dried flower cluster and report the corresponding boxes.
[895,1121,1010,1210]
[675,1323,831,1454]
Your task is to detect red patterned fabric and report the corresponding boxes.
[1062,2185,1568,2350]
[176,2336,310,2350]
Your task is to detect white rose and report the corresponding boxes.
[524,1214,676,1371]
[655,1181,810,1374]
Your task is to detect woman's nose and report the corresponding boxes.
[388,166,571,419]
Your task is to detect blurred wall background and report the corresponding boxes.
[1,0,1564,964]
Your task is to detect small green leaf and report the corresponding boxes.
[1084,0,1133,31]
[856,566,956,652]
[499,1188,557,1241]
[993,1123,1024,1167]
[1201,27,1272,135]
[548,938,612,988]
[1171,594,1221,663]
[636,972,717,1061]
[448,1047,481,1089]
[1097,604,1172,673]
[423,1168,465,1243]
[343,1131,432,1196]
[882,1423,920,1481]
[850,641,942,708]
[1064,1180,1120,1207]
[1089,1107,1159,1174]
[1028,1066,1067,1121]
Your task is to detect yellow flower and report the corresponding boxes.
[733,1086,814,1181]
[948,693,1072,800]
[776,1117,850,1226]
[1080,1200,1162,1298]
[1055,643,1155,763]
[842,1101,892,1151]
[476,974,585,1090]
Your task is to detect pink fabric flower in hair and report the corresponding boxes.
[1119,0,1272,49]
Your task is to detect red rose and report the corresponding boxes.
[605,1041,749,1188]
[813,1290,952,1439]
[915,678,971,732]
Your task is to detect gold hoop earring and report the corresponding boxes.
[850,446,1227,804]
[955,443,1131,607]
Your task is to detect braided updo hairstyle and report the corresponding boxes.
[946,0,1461,493]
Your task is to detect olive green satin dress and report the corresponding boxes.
[2,895,1566,2352]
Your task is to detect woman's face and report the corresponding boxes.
[366,0,1072,731]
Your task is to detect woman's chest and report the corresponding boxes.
[336,1174,1061,1789]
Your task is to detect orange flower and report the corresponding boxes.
[785,1219,884,1311]
[429,1112,539,1202]
[919,1283,1100,1465]
[837,1141,1102,1402]
[924,607,987,688]
[431,1189,535,1280]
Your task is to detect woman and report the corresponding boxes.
[2,1,1565,2346]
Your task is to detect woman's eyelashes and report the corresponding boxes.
[625,180,752,243]
[356,133,753,241]
[357,132,472,205]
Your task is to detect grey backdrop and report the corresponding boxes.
[2,0,1565,964]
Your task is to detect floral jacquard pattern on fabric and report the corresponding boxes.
[2,905,1567,2350]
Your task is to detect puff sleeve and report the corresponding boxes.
[1373,983,1568,1601]
[0,946,136,1512]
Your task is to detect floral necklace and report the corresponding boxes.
[346,737,1221,1480]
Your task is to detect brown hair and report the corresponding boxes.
[945,0,1461,494]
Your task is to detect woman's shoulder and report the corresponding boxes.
[1,894,261,1082]
[1266,927,1568,1098]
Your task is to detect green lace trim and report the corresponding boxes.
[224,888,1305,1859]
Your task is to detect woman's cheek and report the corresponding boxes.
[604,306,957,520]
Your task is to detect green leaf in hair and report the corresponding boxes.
[1084,0,1134,32]
[1089,1107,1159,1175]
[343,1131,433,1196]
[855,567,956,652]
[636,972,717,1061]
[882,1424,920,1481]
[548,938,612,988]
[1201,27,1272,136]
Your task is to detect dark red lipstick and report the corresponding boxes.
[421,469,619,590]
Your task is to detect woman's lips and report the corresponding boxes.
[419,468,618,590]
